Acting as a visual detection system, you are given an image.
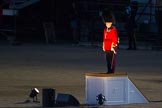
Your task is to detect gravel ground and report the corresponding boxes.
[0,44,162,108]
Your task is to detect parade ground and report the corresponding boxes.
[0,44,162,108]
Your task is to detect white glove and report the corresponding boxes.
[111,47,116,54]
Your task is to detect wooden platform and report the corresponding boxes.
[85,72,127,77]
[85,72,149,105]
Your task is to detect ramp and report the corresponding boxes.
[85,73,149,105]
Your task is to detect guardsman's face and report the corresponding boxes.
[105,22,112,28]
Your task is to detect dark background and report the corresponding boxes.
[0,0,129,43]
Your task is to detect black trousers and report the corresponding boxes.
[105,50,115,73]
[128,31,136,49]
[155,10,162,35]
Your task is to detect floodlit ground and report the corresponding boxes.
[0,44,162,108]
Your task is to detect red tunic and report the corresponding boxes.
[103,27,118,51]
